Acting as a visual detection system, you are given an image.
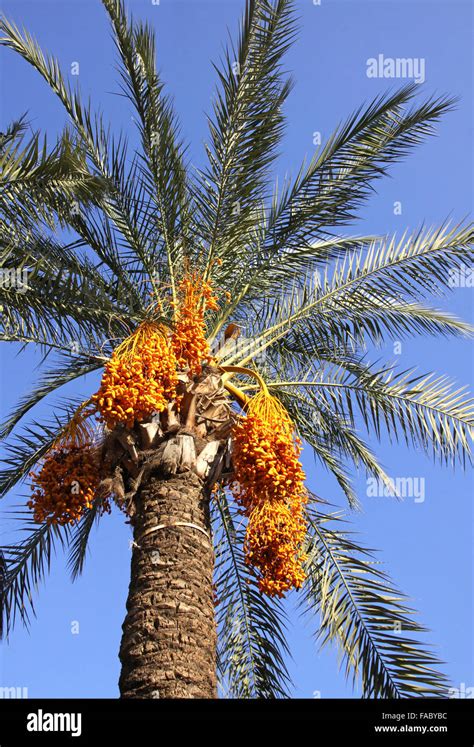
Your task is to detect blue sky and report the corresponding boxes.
[0,0,472,698]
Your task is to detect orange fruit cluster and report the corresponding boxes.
[171,272,218,376]
[28,443,110,525]
[231,392,307,597]
[92,322,178,429]
[244,502,307,597]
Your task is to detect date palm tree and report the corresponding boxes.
[0,0,472,699]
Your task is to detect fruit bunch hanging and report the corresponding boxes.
[93,273,218,429]
[28,406,110,526]
[231,389,308,597]
[92,321,179,429]
[171,271,219,376]
[29,443,103,525]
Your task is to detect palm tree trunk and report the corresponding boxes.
[118,468,217,698]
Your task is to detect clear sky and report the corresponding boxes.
[0,0,472,698]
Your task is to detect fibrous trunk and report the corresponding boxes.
[119,469,217,698]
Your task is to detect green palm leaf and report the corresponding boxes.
[268,363,474,467]
[199,0,296,274]
[0,355,102,441]
[102,0,191,301]
[67,498,104,581]
[213,487,291,698]
[302,501,450,698]
[0,513,69,636]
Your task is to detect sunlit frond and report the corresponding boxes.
[199,0,297,275]
[213,487,292,697]
[303,501,450,697]
[0,513,69,637]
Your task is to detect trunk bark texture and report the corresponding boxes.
[119,469,217,698]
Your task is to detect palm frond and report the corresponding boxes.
[199,0,297,273]
[0,115,29,150]
[0,122,106,230]
[0,227,136,347]
[268,86,455,251]
[266,301,471,371]
[269,362,474,467]
[102,0,191,301]
[213,487,292,697]
[302,502,450,697]
[209,234,380,342]
[0,15,154,281]
[0,513,69,637]
[0,332,107,362]
[67,498,103,581]
[314,222,474,310]
[0,355,102,441]
[221,222,473,366]
[209,86,456,315]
